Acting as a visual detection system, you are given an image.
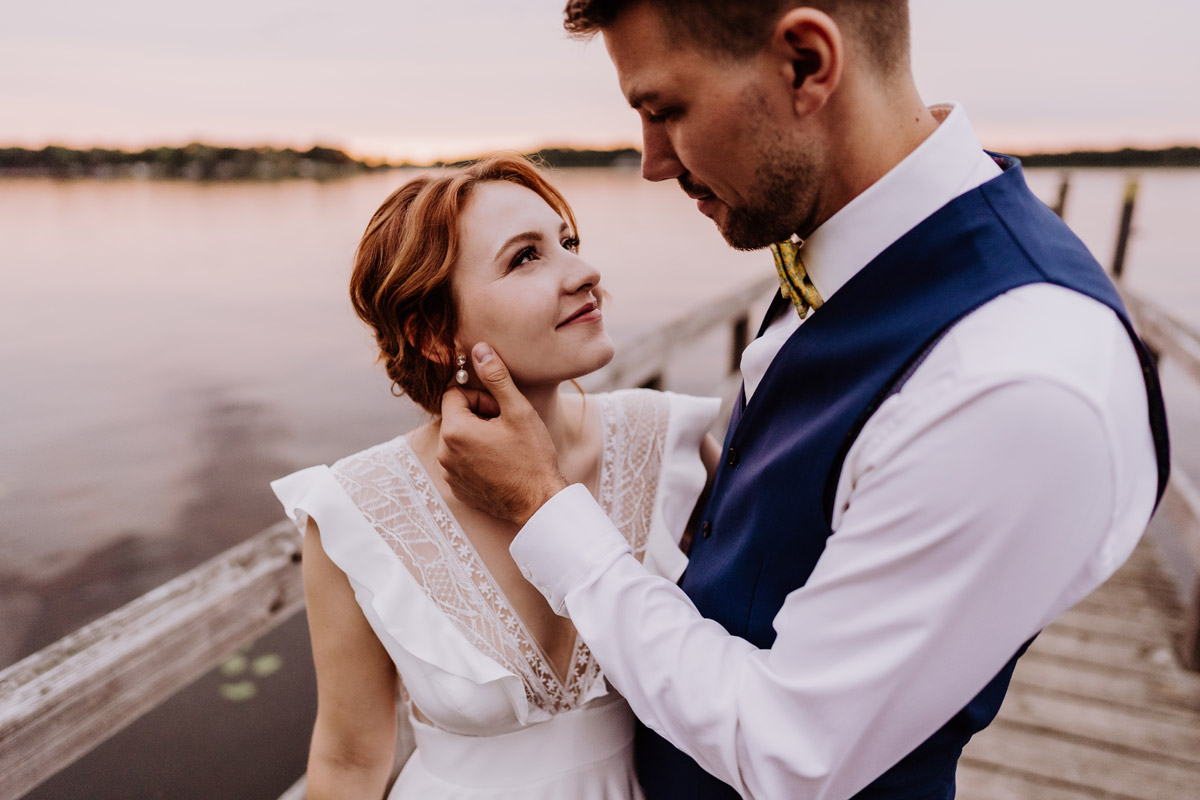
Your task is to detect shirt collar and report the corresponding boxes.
[800,103,1001,301]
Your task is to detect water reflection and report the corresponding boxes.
[6,386,294,662]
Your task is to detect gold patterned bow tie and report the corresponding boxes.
[770,239,824,319]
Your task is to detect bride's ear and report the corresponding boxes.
[404,317,454,365]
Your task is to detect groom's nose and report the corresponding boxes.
[640,121,683,182]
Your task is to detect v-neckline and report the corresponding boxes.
[398,394,614,695]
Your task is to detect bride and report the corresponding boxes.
[271,154,720,799]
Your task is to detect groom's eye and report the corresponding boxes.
[647,106,678,123]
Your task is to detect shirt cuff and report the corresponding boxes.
[510,483,631,616]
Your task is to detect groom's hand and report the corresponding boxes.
[438,342,567,526]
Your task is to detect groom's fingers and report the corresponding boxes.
[470,343,529,417]
[468,389,501,418]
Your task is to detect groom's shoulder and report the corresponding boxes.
[924,283,1138,403]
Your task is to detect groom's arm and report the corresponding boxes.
[439,342,1152,800]
[512,381,1128,800]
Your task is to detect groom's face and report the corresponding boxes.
[603,3,823,249]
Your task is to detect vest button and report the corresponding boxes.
[726,447,739,467]
[701,521,712,539]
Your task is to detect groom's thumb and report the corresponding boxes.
[471,343,524,413]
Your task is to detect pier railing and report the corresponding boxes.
[1080,173,1200,670]
[1120,288,1200,669]
[4,180,1200,799]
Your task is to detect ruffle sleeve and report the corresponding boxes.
[643,392,721,583]
[270,465,534,729]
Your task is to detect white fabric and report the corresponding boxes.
[273,389,719,797]
[510,104,1159,799]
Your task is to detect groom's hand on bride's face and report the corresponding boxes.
[438,343,568,527]
[457,387,501,419]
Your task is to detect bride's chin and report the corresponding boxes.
[581,340,616,376]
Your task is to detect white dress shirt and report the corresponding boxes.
[510,104,1159,800]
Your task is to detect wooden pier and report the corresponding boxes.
[3,180,1200,799]
[959,530,1200,799]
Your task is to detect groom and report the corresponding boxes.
[439,1,1170,798]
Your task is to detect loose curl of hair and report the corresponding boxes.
[349,153,579,415]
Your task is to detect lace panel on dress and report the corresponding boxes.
[330,390,672,715]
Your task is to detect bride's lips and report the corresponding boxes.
[557,300,600,328]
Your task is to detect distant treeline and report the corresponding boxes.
[1011,146,1200,168]
[431,147,643,170]
[6,142,1198,180]
[0,144,385,180]
[440,145,1200,170]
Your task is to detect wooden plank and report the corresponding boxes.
[1071,592,1180,629]
[1155,472,1200,669]
[1028,627,1183,678]
[963,718,1200,800]
[1010,651,1200,718]
[1074,579,1182,617]
[0,521,305,800]
[957,761,1120,800]
[1052,605,1180,646]
[993,684,1200,766]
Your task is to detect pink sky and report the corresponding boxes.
[2,0,1197,161]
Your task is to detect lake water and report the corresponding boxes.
[1,166,1198,798]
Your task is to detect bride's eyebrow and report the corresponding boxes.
[493,231,542,262]
[492,222,570,262]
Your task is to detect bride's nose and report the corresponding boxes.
[564,252,601,295]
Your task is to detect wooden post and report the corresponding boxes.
[1111,177,1138,279]
[1052,173,1070,218]
[731,313,749,374]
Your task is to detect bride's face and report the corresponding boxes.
[451,180,614,387]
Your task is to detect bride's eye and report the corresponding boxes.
[562,235,580,252]
[508,245,538,272]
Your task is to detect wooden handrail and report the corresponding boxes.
[1118,287,1200,669]
[1123,289,1200,384]
[581,275,777,392]
[0,521,304,800]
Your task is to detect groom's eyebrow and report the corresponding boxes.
[626,88,659,110]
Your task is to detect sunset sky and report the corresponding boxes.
[3,0,1197,162]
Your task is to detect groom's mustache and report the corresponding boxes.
[678,174,714,199]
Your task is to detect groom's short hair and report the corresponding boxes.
[563,0,910,75]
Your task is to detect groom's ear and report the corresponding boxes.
[771,7,842,117]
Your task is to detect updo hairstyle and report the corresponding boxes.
[349,154,579,414]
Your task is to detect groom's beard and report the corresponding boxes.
[681,141,823,251]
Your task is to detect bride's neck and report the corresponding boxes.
[520,381,582,457]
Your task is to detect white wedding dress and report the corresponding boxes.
[272,389,718,799]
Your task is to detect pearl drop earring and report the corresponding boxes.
[454,355,469,385]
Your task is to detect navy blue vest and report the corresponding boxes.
[635,158,1169,799]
